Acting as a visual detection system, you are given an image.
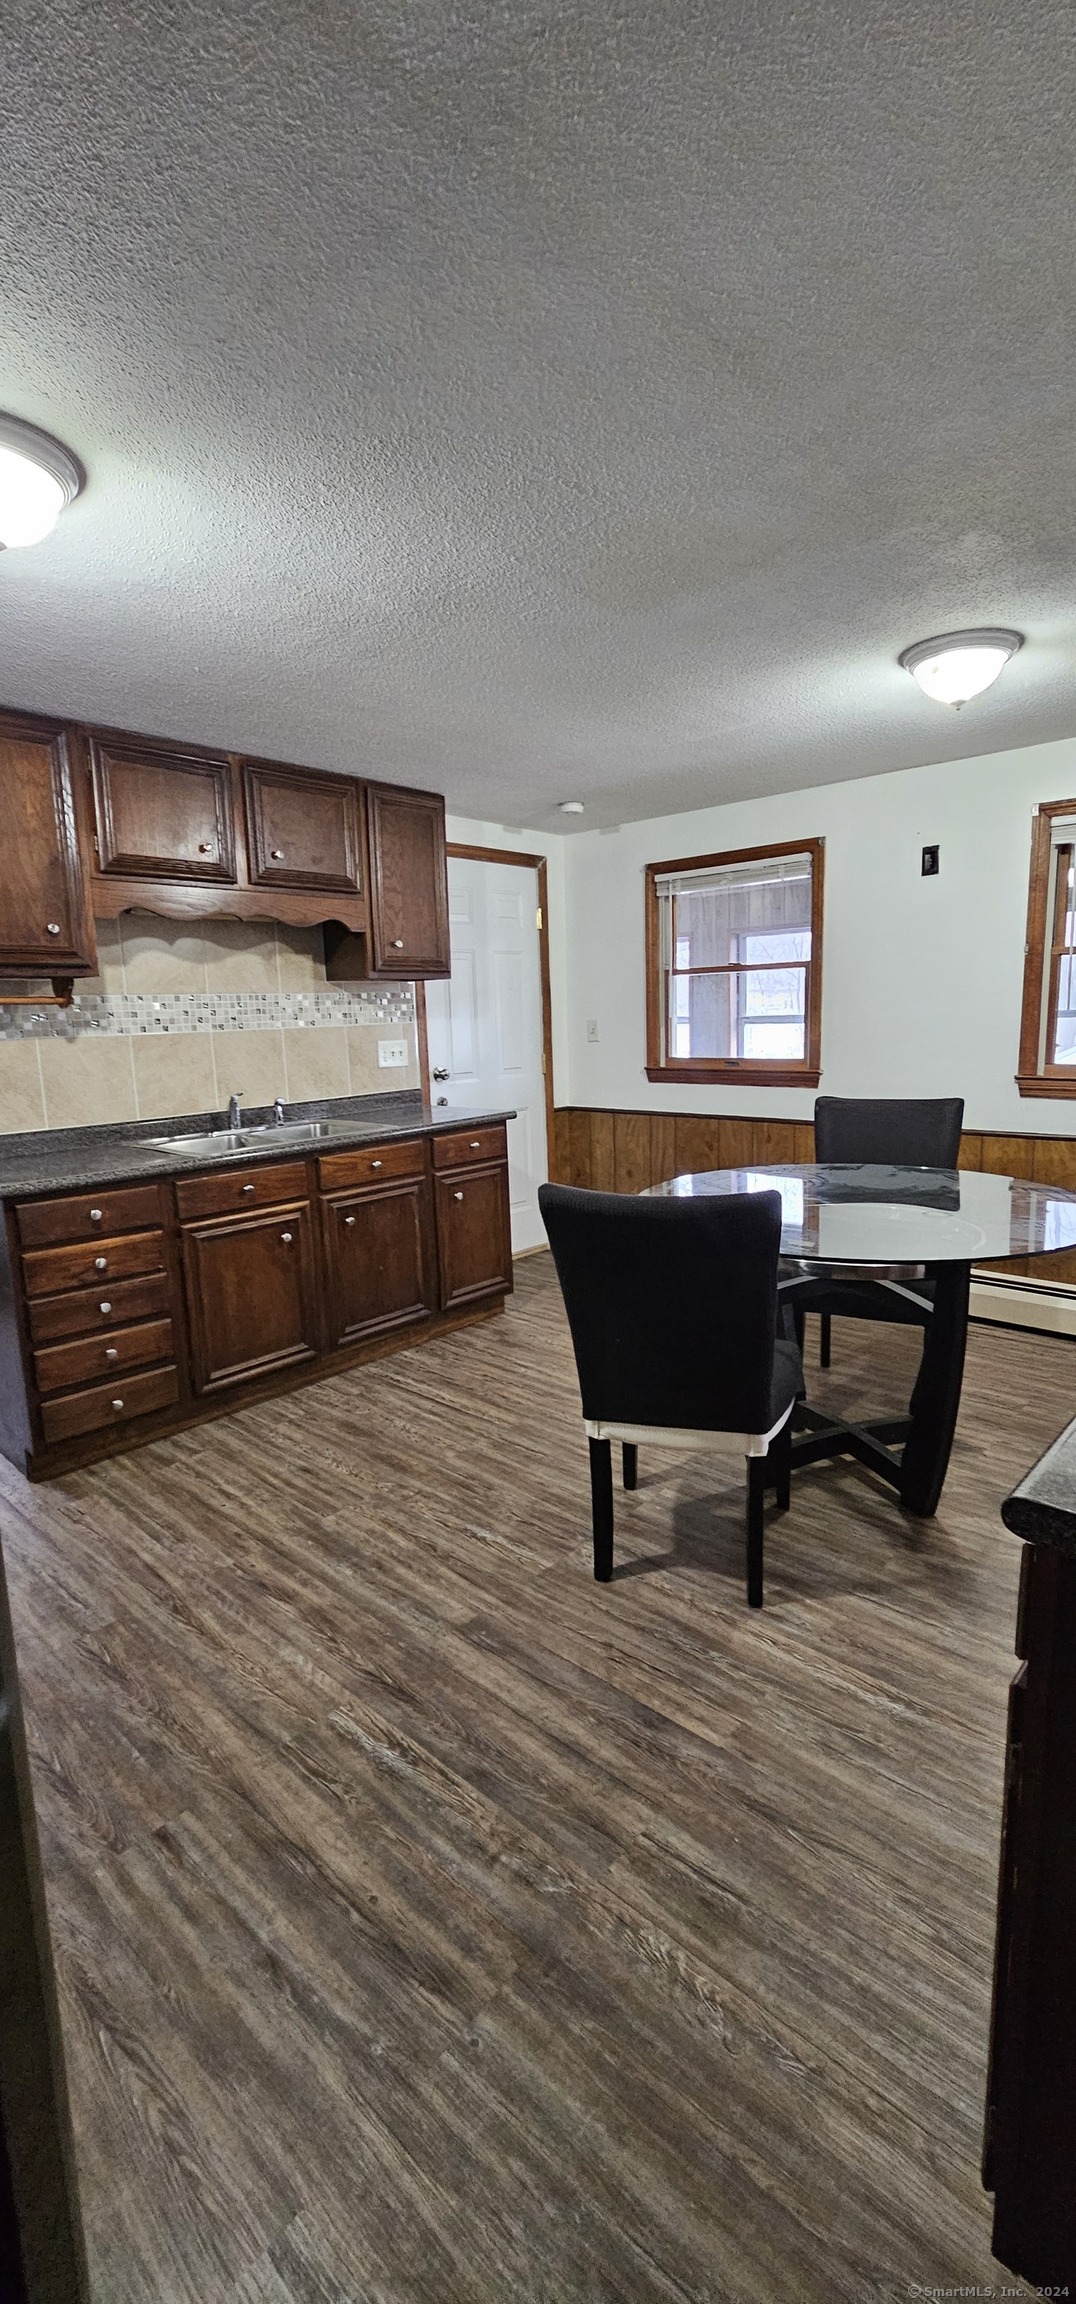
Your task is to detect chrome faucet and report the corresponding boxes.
[227,1091,243,1130]
[273,1096,286,1125]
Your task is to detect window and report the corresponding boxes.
[1017,799,1076,1095]
[645,837,824,1085]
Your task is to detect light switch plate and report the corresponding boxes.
[378,1039,408,1068]
[586,1019,599,1042]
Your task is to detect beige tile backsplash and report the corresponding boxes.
[0,918,419,1134]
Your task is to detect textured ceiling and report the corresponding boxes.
[2,0,1076,828]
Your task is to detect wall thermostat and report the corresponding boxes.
[921,845,940,876]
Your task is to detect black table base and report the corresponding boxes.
[770,1263,972,1516]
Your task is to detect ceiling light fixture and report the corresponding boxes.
[899,626,1023,709]
[0,413,84,549]
[558,800,585,815]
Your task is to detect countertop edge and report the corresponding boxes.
[1002,1412,1076,1558]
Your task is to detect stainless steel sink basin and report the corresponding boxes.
[147,1121,338,1156]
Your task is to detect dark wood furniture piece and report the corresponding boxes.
[0,1122,511,1479]
[0,1530,90,2301]
[642,1163,1076,1519]
[0,703,451,976]
[540,1183,800,1603]
[983,1429,1076,2290]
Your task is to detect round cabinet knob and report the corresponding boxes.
[111,1398,125,1413]
[271,848,284,860]
[105,1346,119,1361]
[198,841,213,854]
[392,938,404,949]
[344,1215,356,1227]
[280,1231,293,1243]
[454,1190,464,1202]
[470,1141,480,1150]
[89,1207,103,1222]
[242,1182,255,1194]
[371,1159,382,1170]
[46,922,61,936]
[99,1300,112,1315]
[94,1256,107,1271]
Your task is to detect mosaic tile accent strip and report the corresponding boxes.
[0,987,416,1041]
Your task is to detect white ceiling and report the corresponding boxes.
[3,0,1076,829]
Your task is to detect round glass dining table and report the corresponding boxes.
[644,1163,1076,1514]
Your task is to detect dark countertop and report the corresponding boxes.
[1002,1415,1076,1559]
[0,1092,516,1201]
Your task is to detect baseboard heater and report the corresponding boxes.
[971,1270,1076,1339]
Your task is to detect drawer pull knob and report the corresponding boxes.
[344,1215,356,1226]
[271,848,284,860]
[242,1182,255,1194]
[105,1347,119,1361]
[470,1140,480,1149]
[281,1230,293,1243]
[454,1190,464,1201]
[99,1300,112,1314]
[371,1159,382,1169]
[89,1206,103,1222]
[392,938,404,949]
[94,1256,107,1272]
[46,921,60,936]
[198,841,213,854]
[111,1398,124,1412]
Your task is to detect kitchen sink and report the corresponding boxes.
[146,1121,341,1156]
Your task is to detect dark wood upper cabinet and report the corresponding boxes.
[181,1198,321,1394]
[365,783,450,978]
[244,763,363,895]
[89,735,237,882]
[0,712,96,976]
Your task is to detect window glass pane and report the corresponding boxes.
[666,968,806,1061]
[670,869,812,972]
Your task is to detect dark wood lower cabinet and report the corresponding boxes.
[324,1180,433,1345]
[0,1125,513,1475]
[182,1202,321,1393]
[435,1162,512,1309]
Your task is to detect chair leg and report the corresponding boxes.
[793,1304,805,1354]
[773,1413,792,1512]
[621,1442,637,1491]
[746,1456,765,1608]
[820,1312,832,1369]
[589,1437,614,1581]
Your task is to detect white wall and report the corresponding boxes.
[445,815,570,1107]
[561,734,1076,1135]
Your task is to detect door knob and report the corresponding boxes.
[432,1068,449,1081]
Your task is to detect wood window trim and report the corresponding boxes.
[644,836,824,1087]
[1017,799,1076,1097]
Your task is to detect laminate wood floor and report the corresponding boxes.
[1,1254,1064,2302]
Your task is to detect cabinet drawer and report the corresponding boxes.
[35,1318,174,1399]
[174,1161,309,1221]
[16,1182,162,1249]
[432,1124,507,1172]
[26,1270,173,1346]
[40,1363,180,1445]
[318,1138,425,1192]
[23,1229,166,1301]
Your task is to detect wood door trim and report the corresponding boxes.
[443,845,556,1164]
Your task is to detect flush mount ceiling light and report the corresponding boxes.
[558,800,585,814]
[899,626,1023,709]
[0,413,84,549]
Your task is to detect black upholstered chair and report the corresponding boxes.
[792,1095,965,1367]
[539,1183,802,1607]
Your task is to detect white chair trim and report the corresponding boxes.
[584,1398,794,1459]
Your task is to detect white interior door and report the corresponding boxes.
[425,855,549,1254]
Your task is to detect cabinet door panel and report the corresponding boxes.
[366,784,449,977]
[182,1203,320,1392]
[0,714,95,973]
[325,1180,433,1345]
[244,764,362,893]
[90,737,236,881]
[434,1164,511,1310]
